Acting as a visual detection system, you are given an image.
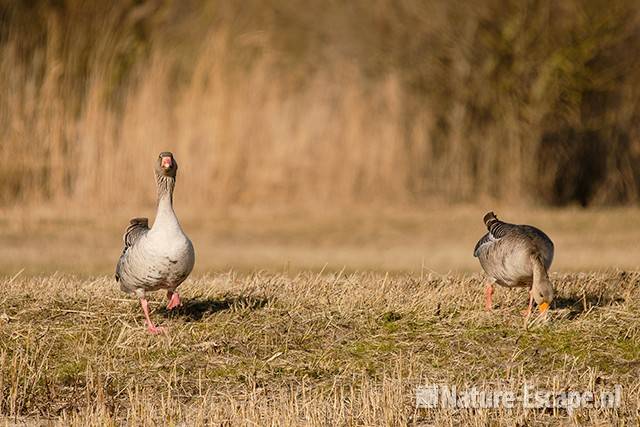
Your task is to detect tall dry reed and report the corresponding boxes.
[1,0,640,209]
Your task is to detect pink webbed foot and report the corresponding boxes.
[166,291,182,310]
[147,324,166,334]
[140,297,167,334]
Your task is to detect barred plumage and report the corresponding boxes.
[115,218,150,282]
[124,218,148,249]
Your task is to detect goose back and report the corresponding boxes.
[474,212,553,287]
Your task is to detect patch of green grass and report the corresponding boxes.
[56,359,88,386]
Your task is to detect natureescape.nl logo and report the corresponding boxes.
[416,383,622,414]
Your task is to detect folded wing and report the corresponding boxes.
[115,217,149,281]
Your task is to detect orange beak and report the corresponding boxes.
[538,302,550,313]
[161,156,172,169]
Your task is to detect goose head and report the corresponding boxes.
[156,152,178,178]
[532,278,554,313]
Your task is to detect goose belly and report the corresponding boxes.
[479,245,533,288]
[120,236,195,293]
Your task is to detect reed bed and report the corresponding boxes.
[1,1,640,209]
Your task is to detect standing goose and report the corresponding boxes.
[473,212,554,316]
[115,152,195,334]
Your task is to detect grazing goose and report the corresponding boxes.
[473,212,554,316]
[115,152,195,334]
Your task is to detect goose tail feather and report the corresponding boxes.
[483,211,499,230]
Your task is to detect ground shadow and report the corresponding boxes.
[552,294,625,319]
[160,294,269,321]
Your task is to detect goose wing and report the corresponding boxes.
[473,220,520,257]
[115,218,149,281]
[123,217,149,249]
[473,232,494,257]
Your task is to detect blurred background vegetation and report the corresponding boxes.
[1,0,640,209]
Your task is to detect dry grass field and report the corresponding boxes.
[0,270,638,425]
[0,207,639,425]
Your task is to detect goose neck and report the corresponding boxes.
[153,174,178,229]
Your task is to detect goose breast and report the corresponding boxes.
[119,230,194,294]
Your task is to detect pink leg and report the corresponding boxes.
[140,298,165,334]
[484,282,495,311]
[166,290,181,310]
[522,291,533,318]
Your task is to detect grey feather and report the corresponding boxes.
[115,218,149,282]
[124,218,149,249]
[473,232,494,257]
